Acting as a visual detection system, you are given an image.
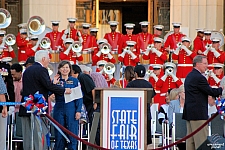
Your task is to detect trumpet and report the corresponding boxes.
[146,70,153,75]
[205,44,212,50]
[64,39,74,55]
[40,37,51,49]
[177,42,182,49]
[0,8,11,29]
[124,46,130,51]
[167,68,173,73]
[147,44,154,50]
[5,34,16,46]
[103,62,116,75]
[72,41,82,53]
[100,43,111,54]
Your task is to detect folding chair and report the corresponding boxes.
[172,113,187,150]
[210,113,225,136]
[152,110,163,148]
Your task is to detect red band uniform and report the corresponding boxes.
[16,29,29,62]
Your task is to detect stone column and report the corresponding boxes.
[23,0,76,31]
[170,0,224,40]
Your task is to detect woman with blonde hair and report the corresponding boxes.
[169,88,180,101]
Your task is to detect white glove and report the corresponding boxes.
[150,73,159,82]
[78,36,83,43]
[8,46,13,52]
[129,51,137,59]
[211,48,220,58]
[25,37,29,41]
[96,51,102,57]
[108,74,113,80]
[108,53,113,59]
[76,52,81,57]
[151,48,157,53]
[161,72,168,81]
[144,48,151,55]
[154,49,162,57]
[203,49,210,56]
[182,45,192,56]
[210,72,221,84]
[170,73,178,82]
[119,50,126,58]
[32,45,38,52]
[173,47,180,55]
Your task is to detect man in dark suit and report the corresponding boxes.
[19,50,68,150]
[183,55,223,150]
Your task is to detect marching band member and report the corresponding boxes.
[118,23,138,55]
[45,21,63,51]
[207,63,224,88]
[16,23,29,63]
[104,21,122,80]
[80,23,98,65]
[104,21,122,53]
[61,18,82,42]
[203,29,212,47]
[96,60,116,87]
[118,41,139,67]
[26,35,41,57]
[136,21,153,54]
[59,38,83,65]
[143,37,167,70]
[204,37,225,70]
[0,30,16,61]
[172,37,196,80]
[164,23,186,50]
[156,62,183,106]
[193,28,205,55]
[92,38,115,67]
[153,25,164,39]
[90,27,99,39]
[145,64,163,106]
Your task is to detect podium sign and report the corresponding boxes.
[101,89,147,150]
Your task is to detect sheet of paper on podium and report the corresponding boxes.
[64,86,83,103]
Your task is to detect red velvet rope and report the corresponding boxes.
[45,112,219,150]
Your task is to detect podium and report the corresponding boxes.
[93,88,154,150]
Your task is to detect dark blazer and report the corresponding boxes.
[183,68,222,121]
[0,62,15,112]
[19,62,65,116]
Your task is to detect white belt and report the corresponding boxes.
[177,64,193,67]
[160,93,166,96]
[155,90,160,94]
[21,50,26,53]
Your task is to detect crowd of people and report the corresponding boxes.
[0,16,225,150]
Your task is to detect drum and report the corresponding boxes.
[79,51,91,64]
[111,51,118,64]
[139,53,149,65]
[50,51,60,63]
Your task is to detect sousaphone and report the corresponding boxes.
[211,30,225,48]
[27,16,45,35]
[0,8,11,29]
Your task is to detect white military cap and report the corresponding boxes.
[97,60,107,66]
[126,41,136,46]
[64,38,74,44]
[0,30,6,35]
[79,65,92,72]
[139,21,150,26]
[124,23,135,28]
[154,37,164,43]
[213,63,224,68]
[164,62,176,69]
[29,35,38,40]
[51,21,60,25]
[108,21,119,26]
[154,25,164,30]
[82,23,91,28]
[196,28,204,32]
[17,23,27,28]
[67,18,77,22]
[97,38,108,45]
[172,23,182,27]
[211,37,221,43]
[152,64,162,69]
[204,29,212,34]
[181,36,191,43]
[20,28,27,34]
[90,28,99,32]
